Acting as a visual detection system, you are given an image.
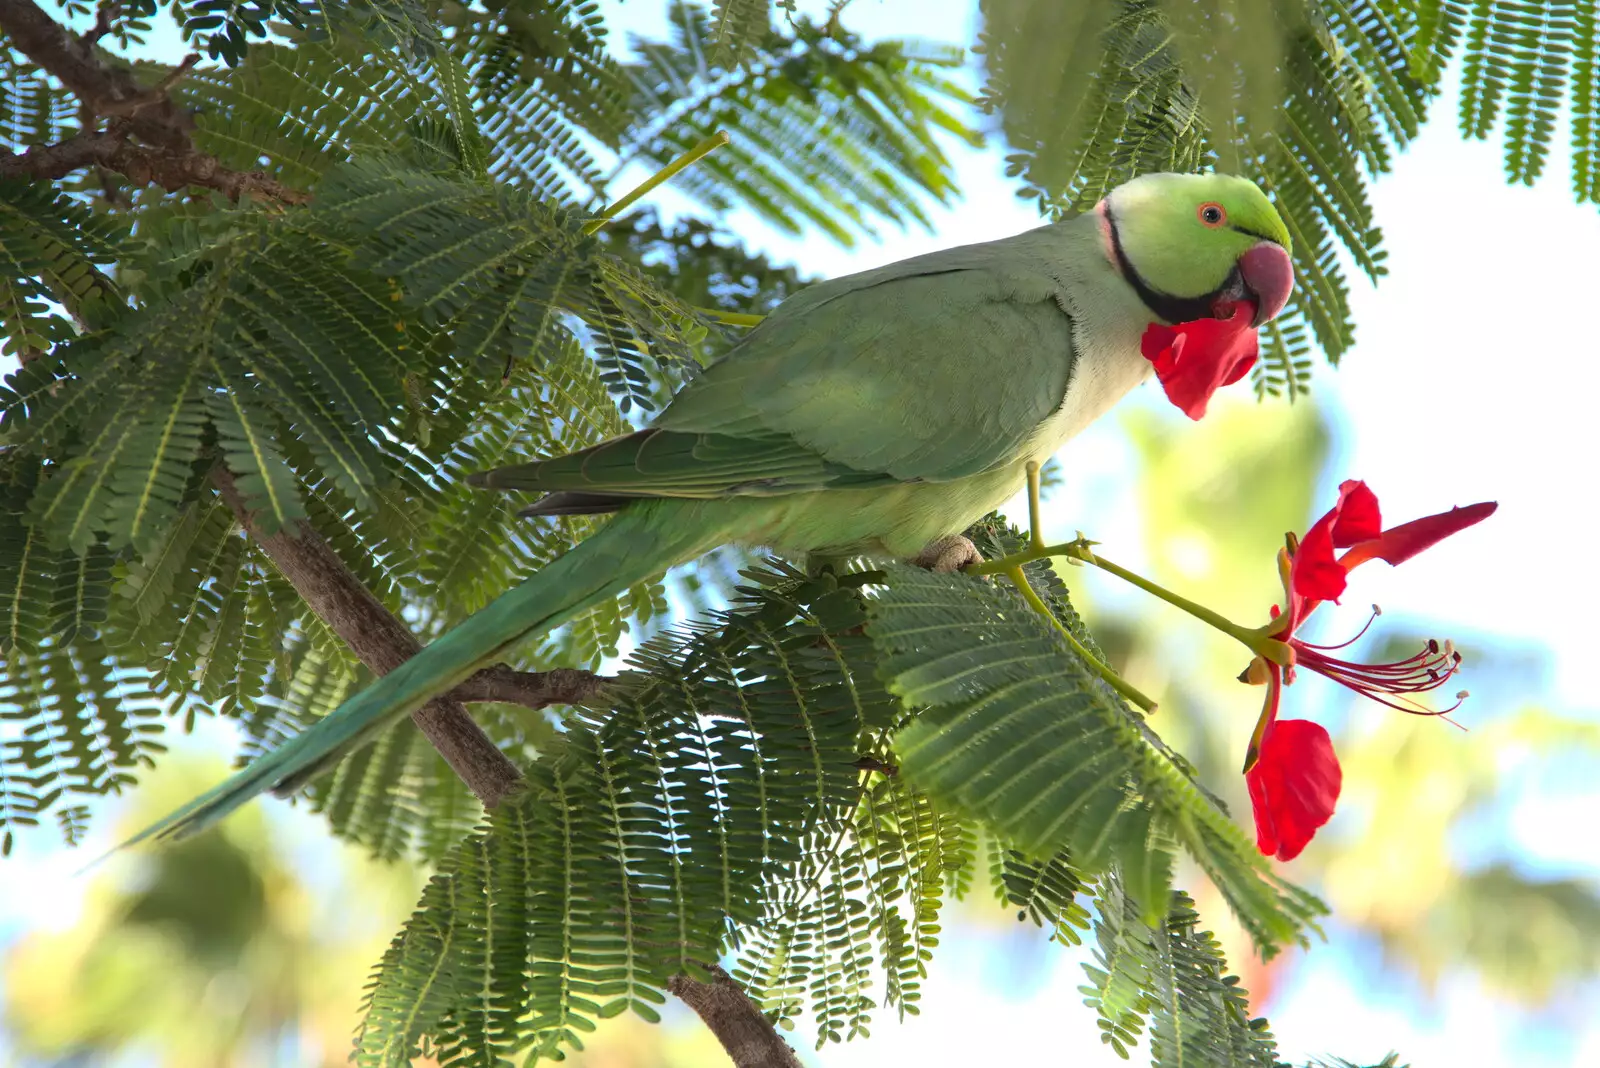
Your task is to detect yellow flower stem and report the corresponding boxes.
[584,130,731,236]
[960,462,1159,712]
[966,461,1049,577]
[1025,460,1047,551]
[972,531,1290,660]
[1062,544,1257,645]
[693,307,766,327]
[1005,565,1158,714]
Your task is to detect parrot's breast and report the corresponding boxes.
[1024,260,1156,463]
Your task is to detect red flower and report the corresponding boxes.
[1245,710,1341,862]
[1140,300,1260,420]
[1242,480,1498,861]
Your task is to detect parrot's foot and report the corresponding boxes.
[911,534,984,574]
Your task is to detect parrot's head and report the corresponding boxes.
[1100,172,1294,328]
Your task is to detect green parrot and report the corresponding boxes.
[127,171,1294,846]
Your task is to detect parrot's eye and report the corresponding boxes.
[1198,202,1227,227]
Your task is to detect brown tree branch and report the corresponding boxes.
[212,467,526,807]
[211,468,792,1061]
[667,967,803,1068]
[452,664,607,708]
[0,0,191,147]
[0,128,312,204]
[0,0,309,204]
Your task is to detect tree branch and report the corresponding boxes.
[667,967,803,1068]
[212,467,525,808]
[0,0,191,147]
[451,664,607,708]
[0,0,309,204]
[0,127,312,204]
[211,468,793,1061]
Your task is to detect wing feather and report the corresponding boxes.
[659,233,1079,483]
[473,223,1084,503]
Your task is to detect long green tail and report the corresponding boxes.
[120,504,723,848]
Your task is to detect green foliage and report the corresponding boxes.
[1434,863,1600,1002]
[354,565,897,1062]
[623,2,977,246]
[708,0,772,65]
[352,557,1318,1061]
[1082,881,1281,1065]
[109,0,437,66]
[0,181,124,363]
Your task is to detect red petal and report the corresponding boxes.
[1245,719,1343,862]
[1289,480,1385,606]
[1139,302,1260,421]
[1220,347,1258,387]
[1329,479,1381,547]
[1290,507,1348,605]
[1341,501,1500,570]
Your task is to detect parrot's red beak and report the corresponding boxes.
[1235,242,1294,327]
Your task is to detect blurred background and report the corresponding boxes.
[4,1,1599,1065]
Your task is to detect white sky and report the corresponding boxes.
[4,3,1597,1066]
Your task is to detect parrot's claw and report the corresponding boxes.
[911,534,984,574]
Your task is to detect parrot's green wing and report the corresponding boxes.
[478,230,1083,506]
[658,243,1078,482]
[466,428,893,504]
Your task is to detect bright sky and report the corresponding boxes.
[4,2,1597,1066]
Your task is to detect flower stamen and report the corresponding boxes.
[1292,634,1470,720]
[1293,605,1382,652]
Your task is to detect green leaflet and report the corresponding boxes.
[172,0,436,68]
[205,379,306,535]
[706,0,771,67]
[0,638,165,851]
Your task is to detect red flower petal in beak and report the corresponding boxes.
[1140,300,1260,420]
[1246,718,1342,862]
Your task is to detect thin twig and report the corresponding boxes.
[79,0,116,48]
